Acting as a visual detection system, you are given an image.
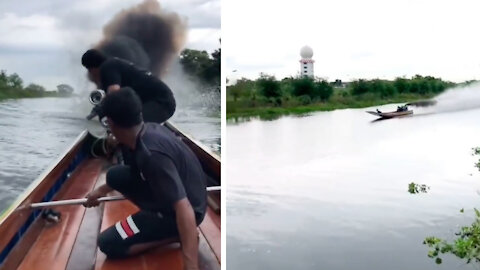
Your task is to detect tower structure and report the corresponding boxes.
[299,45,314,77]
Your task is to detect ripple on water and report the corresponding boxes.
[227,106,480,270]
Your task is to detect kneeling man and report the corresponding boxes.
[84,88,206,270]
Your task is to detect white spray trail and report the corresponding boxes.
[163,59,220,110]
[430,82,480,113]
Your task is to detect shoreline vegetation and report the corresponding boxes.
[0,70,73,102]
[1,46,220,102]
[227,74,471,121]
[180,47,221,89]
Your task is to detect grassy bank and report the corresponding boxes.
[227,92,436,120]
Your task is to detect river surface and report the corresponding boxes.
[0,96,220,212]
[227,103,480,269]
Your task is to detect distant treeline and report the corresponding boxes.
[228,74,334,106]
[228,74,455,106]
[350,75,455,97]
[0,70,72,101]
[226,74,458,119]
[180,48,221,87]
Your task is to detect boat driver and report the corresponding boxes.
[81,49,176,124]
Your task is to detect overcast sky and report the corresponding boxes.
[224,0,480,83]
[0,0,220,90]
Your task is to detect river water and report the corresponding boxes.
[0,96,220,212]
[227,97,480,269]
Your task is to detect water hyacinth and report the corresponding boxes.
[424,208,480,264]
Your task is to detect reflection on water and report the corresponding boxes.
[227,103,480,270]
[0,96,219,212]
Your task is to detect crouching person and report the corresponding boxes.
[84,88,206,270]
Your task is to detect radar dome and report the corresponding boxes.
[300,46,313,59]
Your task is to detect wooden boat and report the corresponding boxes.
[366,110,413,119]
[0,121,221,270]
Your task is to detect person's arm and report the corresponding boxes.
[143,152,199,270]
[175,198,200,270]
[107,84,121,92]
[83,184,113,207]
[100,60,122,93]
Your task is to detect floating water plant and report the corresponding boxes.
[408,182,430,194]
[472,147,480,171]
[424,208,480,264]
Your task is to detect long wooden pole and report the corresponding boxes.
[25,186,221,209]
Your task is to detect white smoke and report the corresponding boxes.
[431,82,480,113]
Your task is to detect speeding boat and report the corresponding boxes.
[366,106,413,119]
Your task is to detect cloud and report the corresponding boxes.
[0,13,63,50]
[186,28,221,51]
[225,0,480,82]
[0,0,220,90]
[164,0,220,28]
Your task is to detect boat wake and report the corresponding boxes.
[411,82,480,114]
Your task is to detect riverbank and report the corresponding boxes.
[0,70,74,102]
[227,92,437,120]
[0,89,70,102]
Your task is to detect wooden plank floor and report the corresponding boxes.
[16,158,104,270]
[94,200,221,270]
[6,158,220,270]
[66,172,106,270]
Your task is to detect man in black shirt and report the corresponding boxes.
[81,49,176,123]
[84,88,206,270]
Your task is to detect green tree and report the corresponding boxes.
[180,48,221,86]
[7,73,23,89]
[315,80,334,101]
[369,80,396,97]
[351,79,369,95]
[394,78,409,93]
[257,74,281,99]
[418,79,431,95]
[25,83,46,92]
[0,70,8,87]
[228,78,253,102]
[409,80,421,93]
[291,77,315,97]
[202,48,220,85]
[180,49,210,74]
[383,83,396,97]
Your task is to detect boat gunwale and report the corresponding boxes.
[0,130,90,266]
[165,122,220,162]
[165,121,221,182]
[366,110,413,118]
[0,130,89,226]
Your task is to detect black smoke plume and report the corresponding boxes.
[95,0,187,76]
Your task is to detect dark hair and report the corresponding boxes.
[81,49,107,69]
[101,87,143,128]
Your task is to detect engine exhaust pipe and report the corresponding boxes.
[89,90,106,105]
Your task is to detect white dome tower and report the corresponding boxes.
[299,45,314,77]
